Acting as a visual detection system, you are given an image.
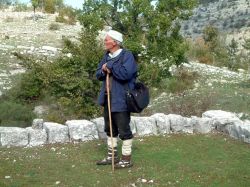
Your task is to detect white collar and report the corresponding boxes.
[109,49,123,59]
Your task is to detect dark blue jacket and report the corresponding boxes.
[96,49,137,112]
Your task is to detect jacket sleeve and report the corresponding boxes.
[106,52,137,81]
[96,57,106,81]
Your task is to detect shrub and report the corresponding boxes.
[164,68,199,93]
[49,23,60,30]
[166,91,216,117]
[44,0,56,14]
[198,55,213,64]
[10,32,103,121]
[0,100,35,127]
[187,37,213,64]
[56,6,77,25]
[7,0,197,121]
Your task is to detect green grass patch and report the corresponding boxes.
[146,77,250,118]
[0,134,250,186]
[210,82,250,115]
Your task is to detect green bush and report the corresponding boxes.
[0,100,35,127]
[10,32,103,122]
[49,22,60,30]
[56,6,77,25]
[6,0,197,121]
[165,69,199,93]
[44,0,56,14]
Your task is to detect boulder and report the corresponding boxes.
[66,120,98,141]
[168,114,193,133]
[192,117,214,134]
[239,121,250,143]
[32,118,44,129]
[202,110,238,119]
[33,105,49,118]
[132,116,157,136]
[227,121,250,144]
[41,46,57,53]
[150,113,171,134]
[91,117,106,139]
[129,117,137,135]
[203,110,241,133]
[0,127,28,147]
[43,122,69,144]
[26,127,47,146]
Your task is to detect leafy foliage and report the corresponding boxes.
[187,25,249,71]
[79,0,197,86]
[202,25,219,52]
[6,0,197,121]
[0,99,35,127]
[49,22,60,30]
[31,0,64,13]
[56,6,77,25]
[44,0,56,13]
[10,39,103,121]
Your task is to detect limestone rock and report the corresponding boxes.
[66,120,98,141]
[150,113,170,134]
[32,119,44,129]
[192,117,214,134]
[168,114,193,133]
[26,127,47,146]
[43,122,69,144]
[132,116,157,136]
[0,127,28,147]
[91,117,106,139]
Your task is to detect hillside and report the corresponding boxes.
[0,10,81,95]
[181,0,250,47]
[0,1,249,119]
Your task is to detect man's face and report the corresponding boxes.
[104,35,117,51]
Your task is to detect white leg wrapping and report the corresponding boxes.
[122,139,133,156]
[107,136,118,148]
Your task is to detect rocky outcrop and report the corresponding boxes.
[0,110,249,147]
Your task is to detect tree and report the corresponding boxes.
[202,25,219,52]
[242,38,250,68]
[9,0,197,120]
[243,38,250,51]
[44,0,56,13]
[55,0,63,8]
[227,38,238,69]
[31,0,63,14]
[31,0,39,14]
[79,0,197,85]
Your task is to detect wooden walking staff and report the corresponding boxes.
[106,73,115,172]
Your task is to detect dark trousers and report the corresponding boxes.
[103,97,133,140]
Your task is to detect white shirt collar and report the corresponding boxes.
[109,49,123,59]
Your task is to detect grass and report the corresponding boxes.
[0,133,250,187]
[210,81,250,115]
[146,70,250,119]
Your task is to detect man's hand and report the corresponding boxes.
[102,63,111,73]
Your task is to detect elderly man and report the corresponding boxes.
[96,30,137,168]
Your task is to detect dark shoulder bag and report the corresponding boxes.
[125,82,150,113]
[121,51,150,113]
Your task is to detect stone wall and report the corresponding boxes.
[0,110,249,147]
